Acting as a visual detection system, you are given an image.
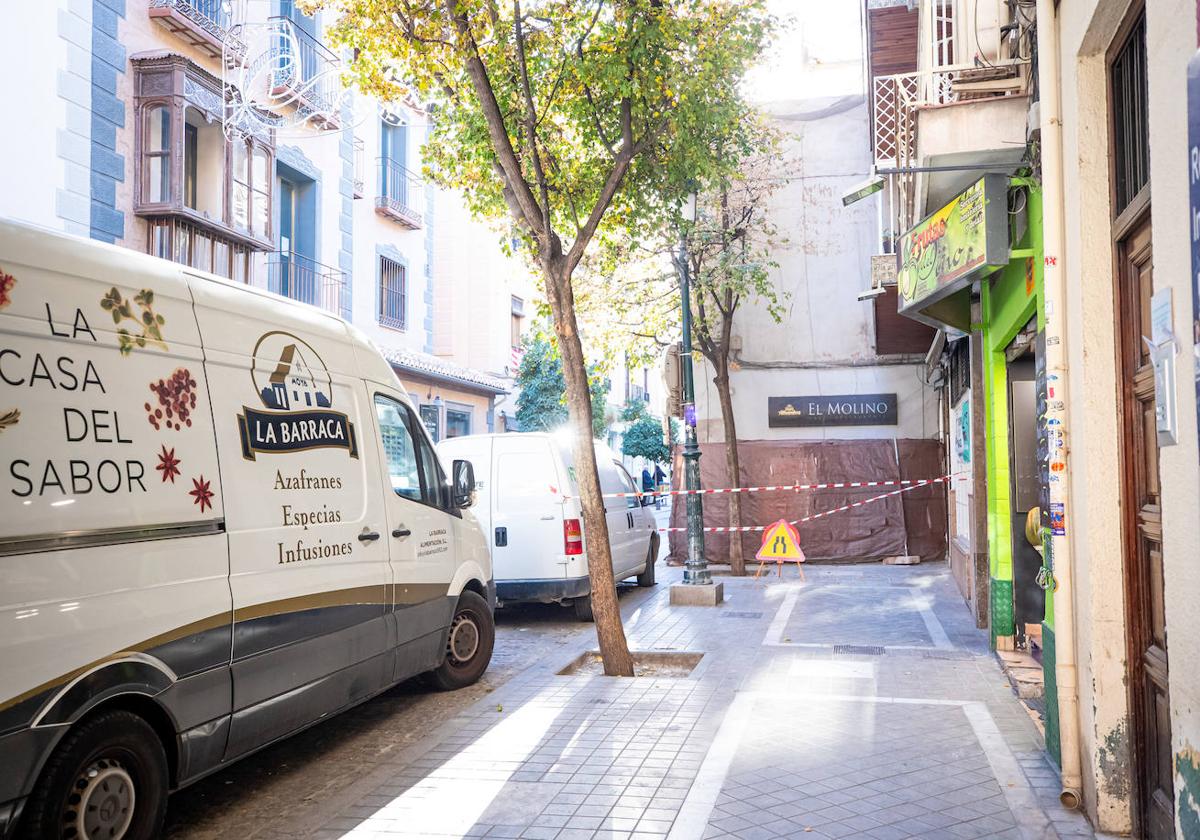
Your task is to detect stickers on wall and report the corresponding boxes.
[1049,502,1066,536]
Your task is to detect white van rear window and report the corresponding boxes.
[496,451,558,510]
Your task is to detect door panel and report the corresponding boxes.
[614,463,650,575]
[597,461,635,577]
[1116,215,1173,838]
[371,392,458,682]
[194,324,390,760]
[492,440,567,581]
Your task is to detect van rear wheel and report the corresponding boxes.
[19,709,168,840]
[428,591,495,691]
[636,537,658,588]
[572,594,594,622]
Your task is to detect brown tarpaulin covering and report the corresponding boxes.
[667,439,946,564]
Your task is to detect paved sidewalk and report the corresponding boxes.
[304,562,1098,840]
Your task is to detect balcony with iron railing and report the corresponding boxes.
[148,0,244,59]
[266,252,346,315]
[267,16,342,128]
[870,0,1033,235]
[374,158,424,229]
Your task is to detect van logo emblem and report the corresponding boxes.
[237,331,358,461]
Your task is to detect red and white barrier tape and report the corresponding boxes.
[656,475,949,533]
[580,476,948,500]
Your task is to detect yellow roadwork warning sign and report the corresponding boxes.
[755,519,805,579]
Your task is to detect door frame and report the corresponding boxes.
[1106,4,1168,829]
[1112,203,1166,838]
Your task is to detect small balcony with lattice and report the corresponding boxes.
[868,0,1032,232]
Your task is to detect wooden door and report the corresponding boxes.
[1116,215,1175,839]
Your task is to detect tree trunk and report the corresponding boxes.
[544,264,635,677]
[714,368,745,575]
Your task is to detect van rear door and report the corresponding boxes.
[493,437,568,583]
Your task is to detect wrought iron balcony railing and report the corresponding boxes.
[268,16,342,127]
[374,158,424,229]
[149,0,243,59]
[266,252,346,315]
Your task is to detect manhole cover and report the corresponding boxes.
[833,645,885,656]
[721,611,763,619]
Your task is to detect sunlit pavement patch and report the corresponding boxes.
[308,564,1093,840]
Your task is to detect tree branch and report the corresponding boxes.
[444,0,551,251]
[514,0,552,229]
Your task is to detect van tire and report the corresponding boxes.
[19,709,168,840]
[636,537,658,588]
[428,591,495,691]
[572,594,594,622]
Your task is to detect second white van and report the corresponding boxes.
[437,433,658,620]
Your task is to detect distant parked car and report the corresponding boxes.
[438,433,658,621]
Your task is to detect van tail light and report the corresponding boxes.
[563,518,584,555]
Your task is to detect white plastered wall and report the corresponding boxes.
[350,101,430,355]
[693,97,939,446]
[1144,1,1200,835]
[0,1,84,233]
[1058,0,1200,833]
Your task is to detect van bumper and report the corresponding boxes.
[496,576,590,605]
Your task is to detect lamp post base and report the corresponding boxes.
[669,581,725,606]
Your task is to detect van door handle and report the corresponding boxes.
[392,527,412,538]
[539,515,555,521]
[358,529,381,542]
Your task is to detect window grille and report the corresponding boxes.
[379,256,407,330]
[1111,14,1149,215]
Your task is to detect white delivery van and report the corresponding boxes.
[0,220,494,840]
[437,433,658,621]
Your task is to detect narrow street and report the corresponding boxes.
[165,512,1096,840]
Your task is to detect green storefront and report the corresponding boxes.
[898,175,1060,764]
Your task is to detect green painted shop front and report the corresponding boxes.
[898,178,1060,765]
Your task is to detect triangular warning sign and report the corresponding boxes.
[756,519,805,562]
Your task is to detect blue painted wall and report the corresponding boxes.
[90,0,126,243]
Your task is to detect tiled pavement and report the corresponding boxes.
[305,561,1102,840]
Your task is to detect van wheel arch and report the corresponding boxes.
[73,693,180,789]
[460,578,488,601]
[18,703,174,840]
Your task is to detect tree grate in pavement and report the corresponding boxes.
[721,611,764,619]
[832,644,885,656]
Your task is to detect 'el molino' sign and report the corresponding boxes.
[768,394,898,428]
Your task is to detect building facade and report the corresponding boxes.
[0,0,534,437]
[676,90,945,565]
[864,0,1200,835]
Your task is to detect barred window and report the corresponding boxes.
[947,337,970,406]
[1111,13,1148,215]
[379,256,407,330]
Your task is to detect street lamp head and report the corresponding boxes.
[678,191,698,225]
[842,174,885,207]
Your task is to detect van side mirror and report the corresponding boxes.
[452,459,476,508]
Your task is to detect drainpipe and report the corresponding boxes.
[1035,0,1083,810]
